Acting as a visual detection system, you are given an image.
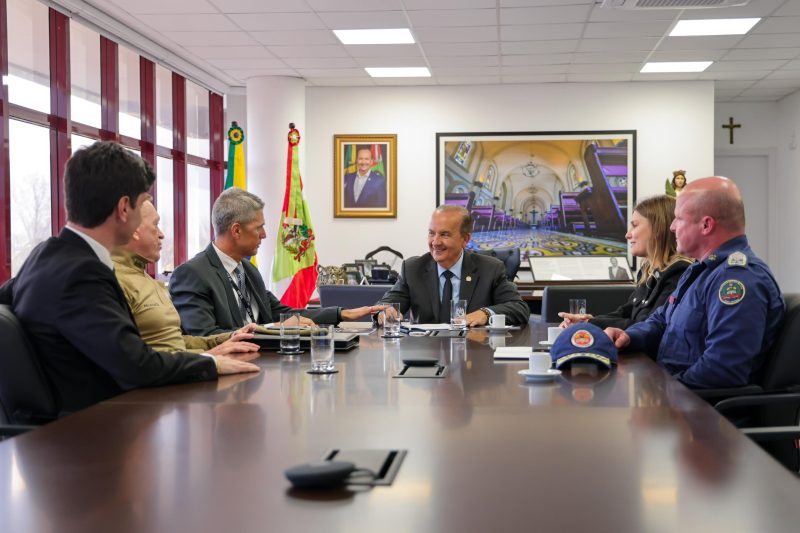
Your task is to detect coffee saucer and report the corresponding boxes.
[538,340,555,346]
[518,368,561,382]
[486,325,514,332]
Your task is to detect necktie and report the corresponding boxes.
[439,270,454,323]
[235,264,250,323]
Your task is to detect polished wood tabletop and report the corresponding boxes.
[1,321,798,533]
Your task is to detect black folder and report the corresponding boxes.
[251,332,360,351]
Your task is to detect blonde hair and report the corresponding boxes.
[633,195,690,283]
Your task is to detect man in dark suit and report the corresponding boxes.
[1,142,259,416]
[608,257,629,280]
[343,146,387,208]
[377,205,530,326]
[170,188,382,336]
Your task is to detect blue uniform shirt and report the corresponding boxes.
[625,235,784,389]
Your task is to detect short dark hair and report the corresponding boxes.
[65,141,155,228]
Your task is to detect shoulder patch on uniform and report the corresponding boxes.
[719,279,746,305]
[727,251,748,267]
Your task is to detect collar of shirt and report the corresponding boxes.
[65,226,114,271]
[212,243,241,276]
[702,235,749,268]
[437,252,465,280]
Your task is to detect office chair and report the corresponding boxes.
[475,247,521,281]
[541,284,634,323]
[707,293,800,472]
[0,305,57,437]
[365,246,404,272]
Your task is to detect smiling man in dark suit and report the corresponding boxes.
[170,188,381,336]
[343,146,387,208]
[377,205,529,326]
[1,141,259,416]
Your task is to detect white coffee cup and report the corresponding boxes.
[529,352,552,373]
[489,314,506,328]
[547,327,562,344]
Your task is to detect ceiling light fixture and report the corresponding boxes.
[365,67,431,78]
[640,61,712,73]
[334,28,415,45]
[670,18,760,36]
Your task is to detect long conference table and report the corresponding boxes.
[1,320,799,532]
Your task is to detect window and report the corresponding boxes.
[118,45,141,140]
[186,165,210,259]
[9,120,52,275]
[6,0,50,113]
[186,80,209,159]
[155,64,173,148]
[156,157,174,274]
[0,7,223,282]
[69,22,101,128]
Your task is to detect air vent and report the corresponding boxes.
[599,0,749,9]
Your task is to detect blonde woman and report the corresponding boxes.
[559,195,692,329]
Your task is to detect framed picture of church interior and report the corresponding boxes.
[334,134,397,218]
[436,131,636,269]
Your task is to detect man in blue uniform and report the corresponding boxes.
[605,176,784,389]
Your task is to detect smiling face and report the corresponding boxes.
[428,210,470,269]
[626,210,652,259]
[356,148,373,175]
[674,175,686,188]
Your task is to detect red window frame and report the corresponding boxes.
[0,0,226,283]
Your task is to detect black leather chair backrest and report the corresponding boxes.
[759,293,800,390]
[541,284,634,323]
[475,247,521,281]
[0,304,57,425]
[318,285,390,310]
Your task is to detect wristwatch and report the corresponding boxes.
[479,307,492,322]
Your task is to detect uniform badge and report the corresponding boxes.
[465,276,472,282]
[719,279,746,305]
[571,329,594,348]
[727,251,748,267]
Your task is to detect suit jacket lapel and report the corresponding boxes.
[59,229,138,324]
[242,261,268,319]
[459,252,478,305]
[204,244,245,326]
[424,257,441,319]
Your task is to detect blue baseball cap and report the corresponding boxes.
[550,323,618,369]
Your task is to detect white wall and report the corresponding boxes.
[774,92,800,292]
[715,99,800,292]
[298,81,715,268]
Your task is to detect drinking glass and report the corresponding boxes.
[569,299,587,316]
[310,325,335,372]
[383,302,402,337]
[450,299,467,328]
[280,312,301,354]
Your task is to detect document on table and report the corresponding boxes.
[493,347,538,360]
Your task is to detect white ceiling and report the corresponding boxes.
[80,0,800,102]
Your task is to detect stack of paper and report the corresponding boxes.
[494,346,537,360]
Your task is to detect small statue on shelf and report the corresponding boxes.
[665,170,687,198]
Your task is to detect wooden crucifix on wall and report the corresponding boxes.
[722,117,741,144]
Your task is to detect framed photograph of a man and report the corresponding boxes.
[334,134,397,218]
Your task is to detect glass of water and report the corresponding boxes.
[450,299,467,328]
[310,325,335,372]
[383,302,402,337]
[569,299,587,316]
[280,312,301,354]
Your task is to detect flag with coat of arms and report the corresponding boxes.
[271,124,317,307]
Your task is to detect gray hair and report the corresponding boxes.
[212,188,265,235]
[434,204,472,237]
